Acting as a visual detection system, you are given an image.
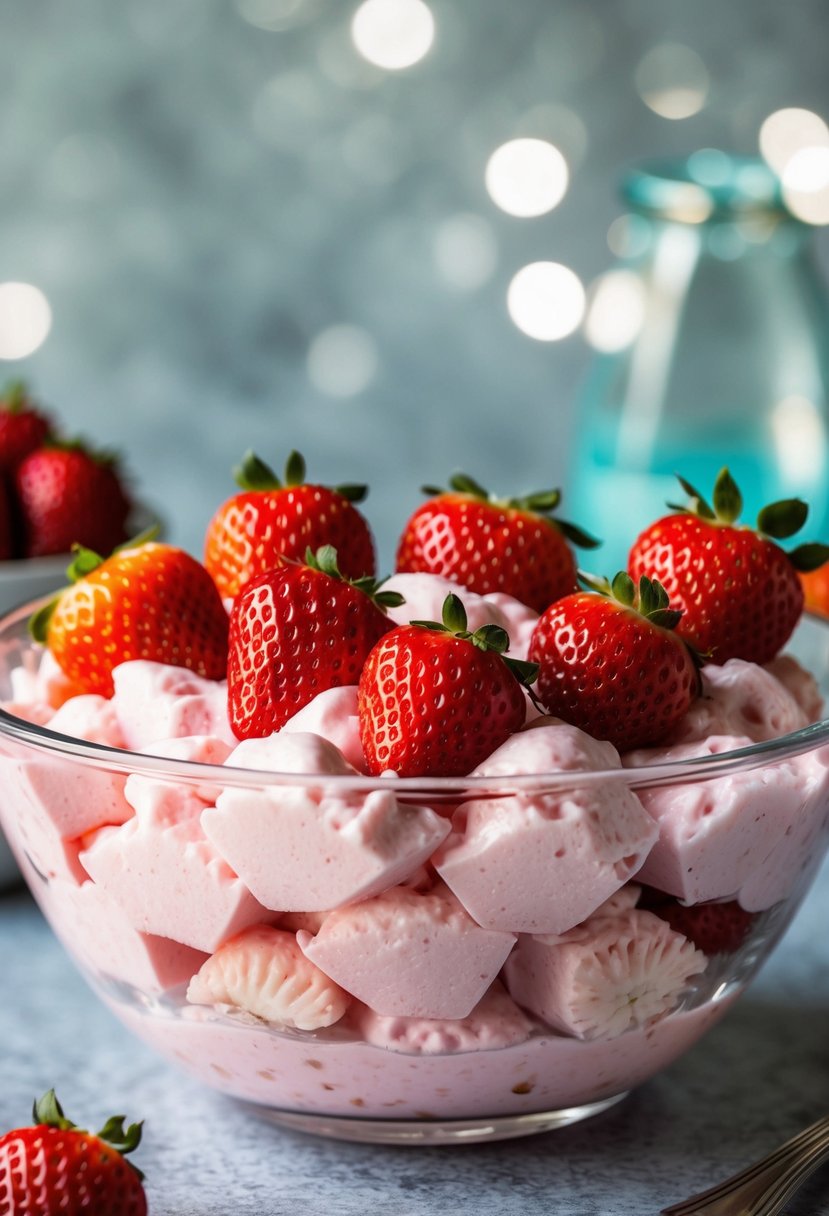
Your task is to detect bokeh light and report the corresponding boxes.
[781,146,829,225]
[772,394,826,481]
[235,0,321,31]
[635,43,709,120]
[485,138,569,218]
[516,104,589,172]
[507,262,585,342]
[0,283,52,360]
[307,324,379,397]
[584,270,646,353]
[759,107,829,176]
[351,0,435,71]
[433,213,498,291]
[607,214,652,259]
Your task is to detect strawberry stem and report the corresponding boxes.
[410,594,540,691]
[303,546,405,610]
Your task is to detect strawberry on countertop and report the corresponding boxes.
[358,592,537,776]
[15,440,132,558]
[32,540,229,697]
[528,572,701,753]
[205,449,376,599]
[228,544,402,739]
[395,472,599,614]
[0,1089,147,1216]
[0,379,54,474]
[628,468,829,665]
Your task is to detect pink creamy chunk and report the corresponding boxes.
[765,654,824,723]
[380,572,539,660]
[626,735,810,903]
[280,686,366,771]
[433,721,658,934]
[504,907,706,1040]
[81,736,271,953]
[298,882,515,1019]
[355,979,535,1054]
[43,878,207,994]
[112,661,234,749]
[666,659,809,746]
[202,733,450,912]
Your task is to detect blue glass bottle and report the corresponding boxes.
[569,151,829,574]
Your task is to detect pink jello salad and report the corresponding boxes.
[2,458,829,1128]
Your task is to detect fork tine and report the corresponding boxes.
[661,1115,829,1215]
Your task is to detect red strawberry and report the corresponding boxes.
[15,441,132,558]
[32,540,229,697]
[628,468,829,665]
[0,380,53,473]
[639,890,757,956]
[358,592,536,776]
[0,1089,146,1216]
[0,476,13,560]
[528,573,701,752]
[205,450,376,599]
[228,545,401,739]
[395,472,599,613]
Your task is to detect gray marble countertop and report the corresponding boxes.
[2,868,829,1216]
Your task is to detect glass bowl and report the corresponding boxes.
[1,599,828,1145]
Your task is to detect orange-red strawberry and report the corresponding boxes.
[228,545,401,739]
[528,573,701,752]
[205,450,376,599]
[358,593,536,777]
[0,380,54,473]
[31,540,229,697]
[628,468,829,665]
[0,1089,147,1216]
[15,441,132,558]
[395,472,599,614]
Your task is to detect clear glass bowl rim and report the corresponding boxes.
[0,598,828,798]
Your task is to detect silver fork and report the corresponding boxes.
[661,1113,829,1215]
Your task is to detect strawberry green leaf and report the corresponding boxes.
[788,542,829,572]
[28,596,60,643]
[612,571,636,606]
[449,471,490,499]
[442,592,469,634]
[674,475,715,520]
[284,450,306,487]
[503,656,539,689]
[3,379,28,411]
[374,589,406,609]
[521,489,561,512]
[33,1090,74,1131]
[333,482,368,503]
[648,608,684,630]
[234,451,281,492]
[421,484,445,497]
[578,570,612,595]
[310,544,339,577]
[471,623,509,653]
[712,467,743,523]
[554,518,602,549]
[68,545,104,581]
[97,1115,144,1155]
[757,497,809,539]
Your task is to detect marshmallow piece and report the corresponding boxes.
[45,878,207,994]
[355,980,534,1054]
[187,925,350,1030]
[298,882,515,1019]
[668,659,808,746]
[112,661,234,749]
[0,700,54,727]
[738,751,829,911]
[203,732,450,912]
[765,655,824,724]
[48,695,126,747]
[81,737,270,953]
[15,649,77,709]
[504,908,706,1040]
[280,686,365,771]
[433,722,658,934]
[626,735,809,903]
[380,573,538,660]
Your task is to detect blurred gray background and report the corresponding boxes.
[2,0,828,565]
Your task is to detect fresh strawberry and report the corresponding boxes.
[228,545,401,739]
[15,441,132,558]
[0,1089,146,1216]
[31,540,229,697]
[395,472,599,613]
[205,450,376,599]
[638,889,757,956]
[528,572,701,752]
[0,380,54,473]
[628,468,829,665]
[0,476,13,560]
[358,592,536,776]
